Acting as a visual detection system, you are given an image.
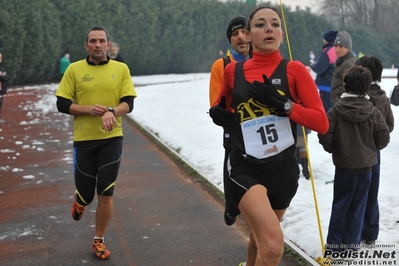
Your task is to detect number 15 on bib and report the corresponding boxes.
[241,115,294,159]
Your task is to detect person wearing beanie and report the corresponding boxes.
[324,30,338,44]
[210,15,251,107]
[318,65,389,253]
[226,15,247,43]
[208,15,251,226]
[330,31,357,104]
[308,30,338,113]
[334,31,352,50]
[354,56,394,247]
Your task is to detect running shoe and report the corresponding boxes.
[224,209,236,226]
[238,262,246,266]
[71,201,85,221]
[93,239,111,260]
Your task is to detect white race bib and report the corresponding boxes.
[241,115,294,159]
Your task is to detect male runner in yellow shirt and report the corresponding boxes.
[56,26,136,260]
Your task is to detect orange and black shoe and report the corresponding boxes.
[93,239,111,260]
[71,201,85,221]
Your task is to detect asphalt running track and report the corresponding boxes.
[0,84,317,265]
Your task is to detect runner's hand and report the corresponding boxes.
[252,74,288,113]
[209,96,235,127]
[102,111,117,132]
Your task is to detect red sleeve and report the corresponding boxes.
[213,61,236,112]
[287,61,329,134]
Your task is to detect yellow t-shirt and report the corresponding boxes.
[56,59,137,141]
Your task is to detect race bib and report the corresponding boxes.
[241,115,294,159]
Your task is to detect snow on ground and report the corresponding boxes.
[2,68,397,263]
[130,69,399,262]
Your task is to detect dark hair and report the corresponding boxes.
[247,6,281,31]
[354,55,383,82]
[343,65,372,95]
[85,26,109,43]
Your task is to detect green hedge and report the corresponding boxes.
[0,0,397,85]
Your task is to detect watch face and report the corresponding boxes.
[284,101,292,111]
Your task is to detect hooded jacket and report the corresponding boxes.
[369,84,394,132]
[318,96,390,173]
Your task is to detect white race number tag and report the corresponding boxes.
[241,115,294,159]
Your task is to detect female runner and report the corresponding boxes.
[210,6,329,266]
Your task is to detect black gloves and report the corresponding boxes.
[209,96,235,127]
[252,74,289,113]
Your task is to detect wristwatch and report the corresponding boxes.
[284,100,293,112]
[107,107,115,116]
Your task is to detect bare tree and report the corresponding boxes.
[377,0,399,34]
[318,0,399,34]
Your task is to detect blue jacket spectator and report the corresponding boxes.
[310,30,338,113]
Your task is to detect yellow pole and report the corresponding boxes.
[279,1,327,264]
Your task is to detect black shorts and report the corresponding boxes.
[74,137,123,200]
[225,150,300,216]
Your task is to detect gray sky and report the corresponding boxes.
[269,0,318,10]
[220,0,319,12]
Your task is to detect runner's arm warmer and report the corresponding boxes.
[120,96,134,113]
[56,96,134,114]
[56,96,73,114]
